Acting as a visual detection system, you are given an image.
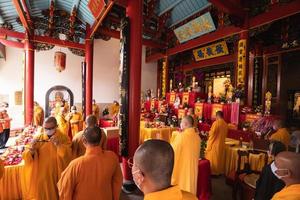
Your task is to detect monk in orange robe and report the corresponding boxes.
[66,106,83,137]
[206,111,228,175]
[22,117,72,200]
[58,126,122,200]
[271,152,300,200]
[92,99,100,120]
[0,110,11,148]
[270,120,291,149]
[56,107,69,136]
[132,139,197,200]
[0,158,4,179]
[171,116,201,195]
[111,101,120,117]
[33,101,44,127]
[72,115,107,158]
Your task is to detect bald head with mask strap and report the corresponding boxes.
[273,151,300,186]
[133,139,174,194]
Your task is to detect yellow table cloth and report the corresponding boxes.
[224,138,267,175]
[139,126,177,144]
[0,161,35,200]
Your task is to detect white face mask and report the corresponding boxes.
[72,110,76,114]
[270,162,289,179]
[132,169,143,190]
[45,129,55,137]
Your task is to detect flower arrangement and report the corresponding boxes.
[233,84,245,99]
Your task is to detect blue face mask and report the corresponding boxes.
[270,162,289,179]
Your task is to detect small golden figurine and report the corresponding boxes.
[208,85,212,103]
[227,85,233,103]
[265,91,272,115]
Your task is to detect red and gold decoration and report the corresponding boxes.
[54,51,66,72]
[237,39,247,85]
[178,109,187,119]
[169,92,176,104]
[88,0,106,18]
[182,92,189,105]
[161,58,167,97]
[193,41,229,61]
[211,104,223,119]
[195,102,204,117]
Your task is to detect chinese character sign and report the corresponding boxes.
[174,12,216,43]
[237,39,247,85]
[193,41,229,61]
[195,103,204,118]
[88,0,105,18]
[162,59,167,97]
[182,92,189,105]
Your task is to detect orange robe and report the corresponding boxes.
[34,105,44,126]
[57,146,122,200]
[72,130,107,159]
[0,159,3,179]
[22,130,72,200]
[206,118,228,175]
[2,113,11,129]
[272,184,300,200]
[144,185,197,200]
[67,112,83,137]
[56,113,69,136]
[171,128,201,195]
[111,104,120,116]
[93,104,100,120]
[270,128,291,149]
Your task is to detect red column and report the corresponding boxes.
[24,38,34,125]
[85,39,93,116]
[122,0,143,182]
[240,30,249,105]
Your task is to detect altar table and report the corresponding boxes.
[99,119,114,127]
[139,127,178,144]
[224,139,267,176]
[197,159,212,200]
[0,161,35,200]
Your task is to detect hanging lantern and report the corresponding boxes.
[54,51,66,72]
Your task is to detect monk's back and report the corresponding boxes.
[70,150,120,200]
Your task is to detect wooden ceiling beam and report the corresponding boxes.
[0,28,85,50]
[87,1,114,39]
[0,38,24,49]
[114,0,127,7]
[12,0,31,34]
[209,0,245,18]
[99,27,166,49]
[163,0,300,58]
[249,0,300,29]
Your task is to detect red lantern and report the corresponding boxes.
[54,51,66,72]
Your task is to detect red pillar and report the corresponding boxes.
[122,0,143,182]
[85,39,93,116]
[24,38,34,125]
[240,30,249,105]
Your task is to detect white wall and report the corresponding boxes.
[0,38,157,128]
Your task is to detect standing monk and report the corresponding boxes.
[0,158,4,179]
[271,152,300,200]
[0,110,11,148]
[131,139,197,200]
[206,111,228,175]
[58,126,122,200]
[56,107,69,136]
[92,99,100,121]
[22,117,72,200]
[72,115,107,158]
[270,120,291,149]
[33,101,44,127]
[171,116,201,195]
[66,106,83,137]
[111,101,120,117]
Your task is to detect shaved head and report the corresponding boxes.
[83,126,102,146]
[44,117,57,127]
[181,115,194,129]
[134,140,174,188]
[275,151,300,183]
[85,115,98,127]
